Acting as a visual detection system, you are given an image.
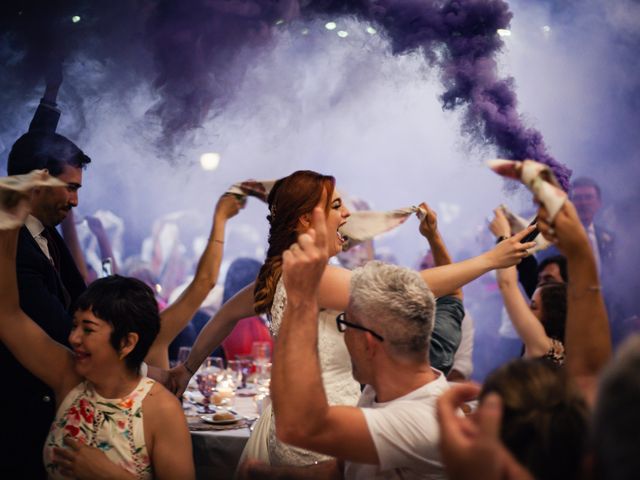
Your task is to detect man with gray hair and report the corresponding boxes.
[270,207,464,479]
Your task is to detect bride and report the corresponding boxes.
[170,170,535,466]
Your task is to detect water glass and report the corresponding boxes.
[234,355,254,388]
[226,360,244,388]
[251,342,271,366]
[255,361,272,389]
[177,346,191,365]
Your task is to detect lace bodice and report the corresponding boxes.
[267,279,361,466]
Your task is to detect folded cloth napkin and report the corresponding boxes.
[488,159,567,222]
[226,179,425,250]
[0,170,66,229]
[498,204,551,253]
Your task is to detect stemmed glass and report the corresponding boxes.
[234,355,254,388]
[195,357,223,412]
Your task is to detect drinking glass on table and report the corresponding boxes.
[227,360,243,388]
[251,342,271,366]
[255,362,272,390]
[195,357,223,412]
[234,355,254,388]
[177,346,191,366]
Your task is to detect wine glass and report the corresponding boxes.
[195,357,223,412]
[251,342,271,367]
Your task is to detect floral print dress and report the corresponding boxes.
[44,377,155,479]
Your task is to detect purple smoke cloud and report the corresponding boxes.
[1,0,570,188]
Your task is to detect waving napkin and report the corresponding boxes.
[226,179,425,250]
[340,207,425,250]
[0,170,66,229]
[498,204,551,253]
[488,159,567,222]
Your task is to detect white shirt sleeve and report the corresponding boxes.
[451,313,474,378]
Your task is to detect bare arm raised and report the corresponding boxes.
[146,194,243,368]
[537,201,611,407]
[168,282,256,396]
[0,228,79,405]
[315,223,537,312]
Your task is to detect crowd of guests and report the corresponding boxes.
[0,79,638,480]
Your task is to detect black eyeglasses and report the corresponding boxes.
[336,312,384,342]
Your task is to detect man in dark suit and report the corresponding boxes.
[0,84,90,478]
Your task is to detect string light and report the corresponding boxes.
[72,15,81,23]
[325,22,337,31]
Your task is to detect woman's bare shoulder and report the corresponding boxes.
[143,381,184,420]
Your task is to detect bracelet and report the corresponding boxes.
[569,284,602,299]
[495,235,508,244]
[184,362,197,376]
[213,239,224,244]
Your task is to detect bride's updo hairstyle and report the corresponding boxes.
[253,170,335,315]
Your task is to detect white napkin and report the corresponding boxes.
[226,180,276,202]
[340,207,425,250]
[498,204,551,253]
[488,159,567,221]
[0,170,66,229]
[226,178,426,251]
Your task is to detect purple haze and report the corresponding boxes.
[0,0,570,187]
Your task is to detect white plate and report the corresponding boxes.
[201,413,242,425]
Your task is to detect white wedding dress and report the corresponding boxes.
[237,279,361,468]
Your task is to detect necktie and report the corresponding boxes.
[41,227,61,272]
[40,227,72,308]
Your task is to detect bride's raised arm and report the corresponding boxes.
[168,282,256,396]
[316,225,536,312]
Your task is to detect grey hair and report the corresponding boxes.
[349,261,435,359]
[592,334,640,480]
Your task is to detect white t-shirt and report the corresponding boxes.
[344,370,449,480]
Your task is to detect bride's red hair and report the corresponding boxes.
[253,170,335,315]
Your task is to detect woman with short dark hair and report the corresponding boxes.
[0,229,195,479]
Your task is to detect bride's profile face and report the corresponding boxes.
[325,188,350,257]
[298,187,350,258]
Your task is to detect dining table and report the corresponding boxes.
[185,390,263,480]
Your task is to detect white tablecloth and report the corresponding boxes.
[187,395,257,480]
